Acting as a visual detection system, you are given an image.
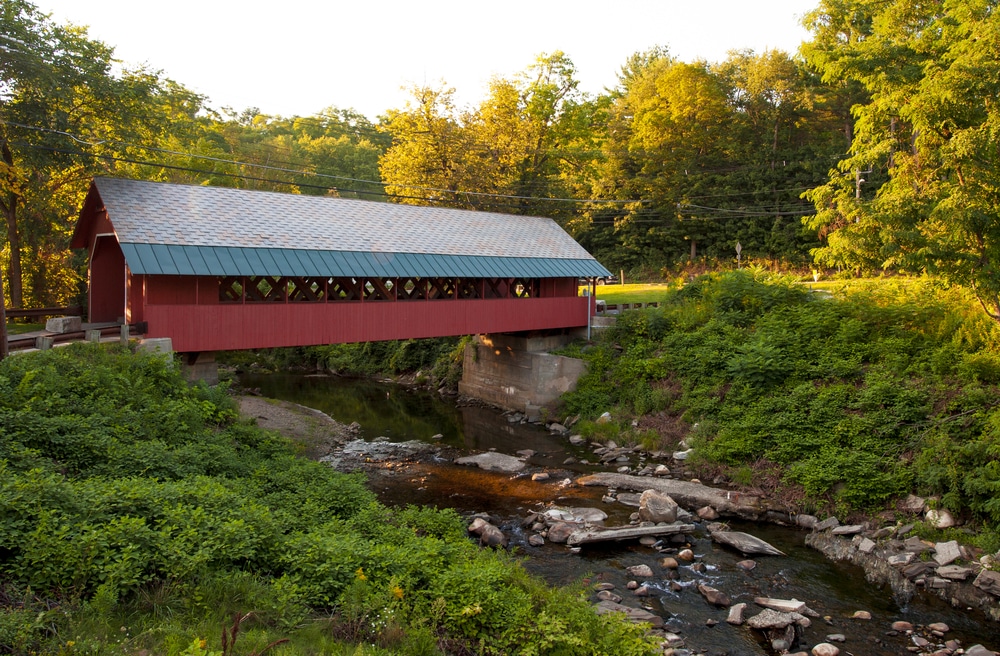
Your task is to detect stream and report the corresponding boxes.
[241,373,1000,655]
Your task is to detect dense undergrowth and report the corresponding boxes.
[562,271,1000,545]
[0,345,658,655]
[219,338,468,389]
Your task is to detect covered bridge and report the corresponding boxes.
[70,178,611,354]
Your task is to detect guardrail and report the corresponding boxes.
[595,301,659,316]
[6,322,147,353]
[5,306,85,319]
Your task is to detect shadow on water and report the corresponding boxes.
[241,373,1000,655]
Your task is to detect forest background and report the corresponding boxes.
[6,0,999,323]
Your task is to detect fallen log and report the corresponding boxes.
[710,530,785,556]
[575,473,764,519]
[567,523,696,546]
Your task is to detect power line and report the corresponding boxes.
[12,142,611,216]
[681,185,819,200]
[2,121,641,205]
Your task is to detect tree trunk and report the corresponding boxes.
[1,139,23,308]
[2,197,22,309]
[0,264,7,360]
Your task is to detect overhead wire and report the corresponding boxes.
[1,121,640,205]
[4,121,822,224]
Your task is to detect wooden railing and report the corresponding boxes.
[5,322,146,353]
[5,306,85,319]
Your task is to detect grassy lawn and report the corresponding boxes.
[583,283,674,305]
[4,322,43,335]
[796,277,925,295]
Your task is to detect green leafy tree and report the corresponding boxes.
[803,0,1000,319]
[0,0,167,308]
[379,52,600,220]
[378,85,473,206]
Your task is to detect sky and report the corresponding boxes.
[34,0,818,121]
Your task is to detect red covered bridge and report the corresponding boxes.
[71,178,611,354]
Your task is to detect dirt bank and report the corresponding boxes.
[238,395,355,459]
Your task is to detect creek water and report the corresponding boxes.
[241,373,1000,655]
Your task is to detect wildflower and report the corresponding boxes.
[355,567,367,581]
[391,585,404,600]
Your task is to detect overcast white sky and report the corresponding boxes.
[35,0,818,120]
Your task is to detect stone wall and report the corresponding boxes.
[458,333,587,417]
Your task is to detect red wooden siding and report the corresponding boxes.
[90,236,126,323]
[143,295,591,352]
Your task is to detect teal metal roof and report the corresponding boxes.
[119,243,612,279]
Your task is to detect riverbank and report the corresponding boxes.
[238,395,355,457]
[237,381,1000,655]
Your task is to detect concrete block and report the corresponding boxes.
[35,336,54,350]
[138,338,173,362]
[85,329,102,343]
[45,316,82,333]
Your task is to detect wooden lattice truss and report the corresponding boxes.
[219,276,540,303]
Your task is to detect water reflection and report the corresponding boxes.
[240,373,598,471]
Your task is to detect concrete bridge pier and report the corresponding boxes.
[458,332,588,421]
[136,338,218,385]
[181,351,219,385]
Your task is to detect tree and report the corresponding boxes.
[587,55,739,269]
[803,0,1000,319]
[0,0,165,308]
[378,85,473,206]
[379,53,597,220]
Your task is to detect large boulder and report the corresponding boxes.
[966,646,998,656]
[638,489,678,523]
[925,508,957,528]
[974,569,1000,597]
[933,540,961,566]
[746,609,802,630]
[899,494,926,513]
[455,452,526,472]
[479,523,507,547]
[468,517,507,547]
[697,584,731,607]
[546,522,576,544]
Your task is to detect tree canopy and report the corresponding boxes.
[4,0,1000,322]
[803,0,1000,318]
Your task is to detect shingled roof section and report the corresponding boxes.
[78,178,611,279]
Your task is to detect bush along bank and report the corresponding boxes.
[559,271,1000,562]
[0,344,661,656]
[218,337,469,391]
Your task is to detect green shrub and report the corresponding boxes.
[0,345,659,655]
[563,272,1000,523]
